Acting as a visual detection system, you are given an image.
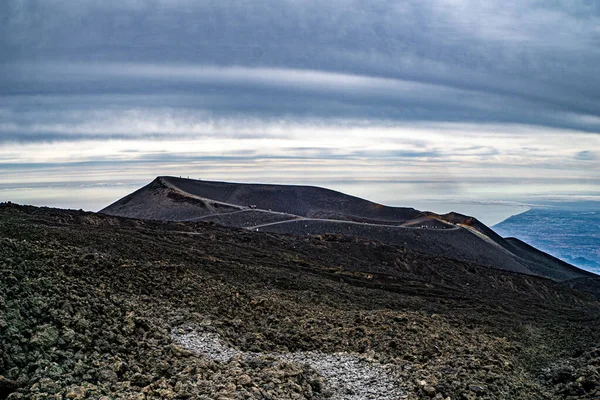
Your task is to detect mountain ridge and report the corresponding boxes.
[100,176,596,282]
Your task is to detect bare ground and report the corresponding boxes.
[1,203,600,399]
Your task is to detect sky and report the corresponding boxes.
[1,0,599,224]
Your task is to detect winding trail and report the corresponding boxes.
[247,217,460,231]
[160,176,461,233]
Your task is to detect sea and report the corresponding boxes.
[493,202,600,275]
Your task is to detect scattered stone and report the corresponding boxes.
[64,385,86,399]
[98,367,118,383]
[236,374,252,386]
[1,204,599,400]
[469,385,485,393]
[423,384,437,396]
[30,325,59,347]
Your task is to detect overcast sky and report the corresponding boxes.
[1,0,599,214]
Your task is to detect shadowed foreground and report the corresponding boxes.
[1,204,599,399]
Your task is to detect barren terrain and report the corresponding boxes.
[1,203,600,399]
[101,177,595,282]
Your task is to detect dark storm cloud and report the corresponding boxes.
[1,0,600,140]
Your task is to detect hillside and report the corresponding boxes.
[101,177,595,282]
[1,203,600,399]
[100,176,425,224]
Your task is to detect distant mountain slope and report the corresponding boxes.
[162,176,425,223]
[98,177,244,221]
[503,237,596,281]
[100,177,596,282]
[253,218,532,275]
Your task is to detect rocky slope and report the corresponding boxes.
[1,203,600,399]
[101,177,595,282]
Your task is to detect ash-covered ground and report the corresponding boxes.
[1,203,599,399]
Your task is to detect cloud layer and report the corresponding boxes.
[1,0,599,210]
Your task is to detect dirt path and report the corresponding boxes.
[182,208,298,222]
[247,217,461,231]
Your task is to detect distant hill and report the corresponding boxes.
[101,177,596,282]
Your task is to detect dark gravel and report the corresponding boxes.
[1,203,599,399]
